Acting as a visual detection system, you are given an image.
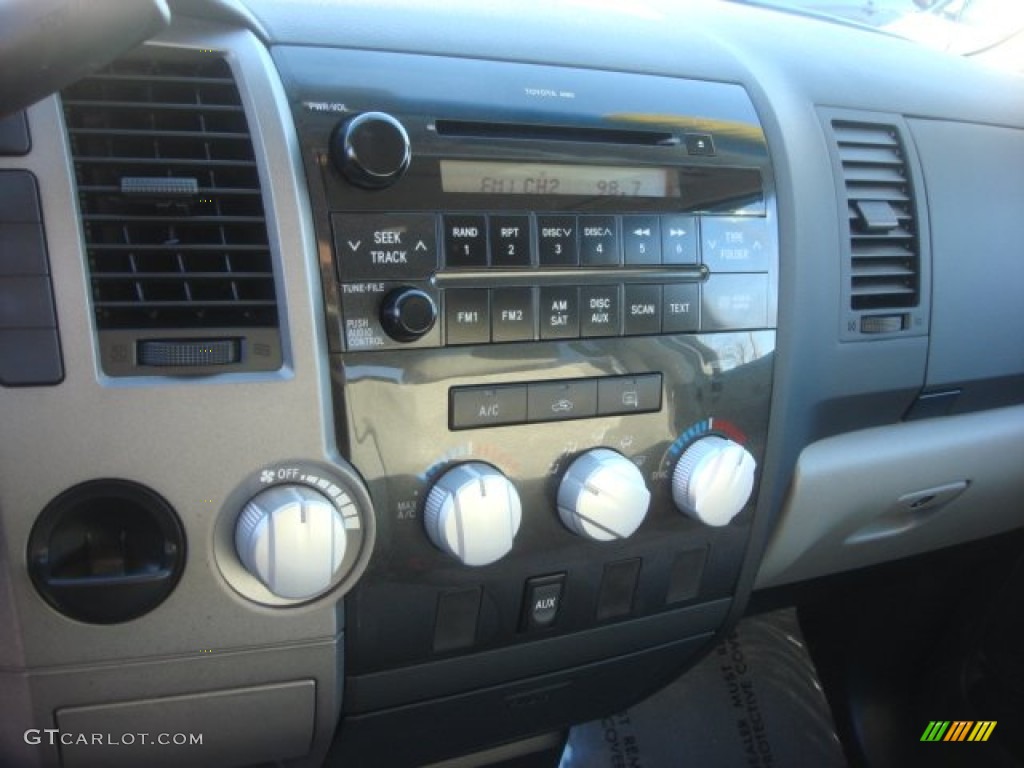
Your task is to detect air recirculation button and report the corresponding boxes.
[27,480,186,624]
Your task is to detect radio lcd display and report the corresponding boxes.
[440,160,680,198]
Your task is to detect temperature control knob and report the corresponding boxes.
[380,287,437,342]
[424,463,522,566]
[330,111,411,189]
[672,436,756,527]
[236,485,348,600]
[558,448,650,541]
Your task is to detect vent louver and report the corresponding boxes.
[833,121,920,312]
[62,54,278,334]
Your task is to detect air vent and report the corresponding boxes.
[62,51,281,374]
[833,120,920,313]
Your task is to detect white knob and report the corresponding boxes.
[558,448,650,541]
[672,436,756,527]
[236,484,348,599]
[424,463,522,566]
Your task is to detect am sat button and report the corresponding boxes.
[539,286,579,340]
[450,385,527,429]
[527,379,597,423]
[520,574,565,631]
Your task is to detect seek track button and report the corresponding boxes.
[333,213,437,281]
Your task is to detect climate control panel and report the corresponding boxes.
[333,332,772,672]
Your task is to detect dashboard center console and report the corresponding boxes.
[274,47,778,756]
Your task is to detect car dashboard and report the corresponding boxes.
[1,1,1022,766]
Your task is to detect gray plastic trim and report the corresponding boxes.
[756,404,1024,588]
[0,16,348,768]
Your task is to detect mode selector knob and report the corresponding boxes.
[558,448,650,541]
[330,111,411,189]
[380,287,437,342]
[424,463,522,566]
[672,436,756,527]
[235,484,348,600]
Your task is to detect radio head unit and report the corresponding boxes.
[278,47,776,355]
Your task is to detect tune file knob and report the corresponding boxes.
[672,436,756,527]
[423,463,522,566]
[557,448,650,541]
[330,111,411,189]
[380,287,437,342]
[235,484,348,599]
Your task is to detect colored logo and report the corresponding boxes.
[920,721,997,742]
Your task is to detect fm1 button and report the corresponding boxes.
[445,289,490,345]
[521,574,565,631]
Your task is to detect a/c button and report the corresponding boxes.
[450,385,527,429]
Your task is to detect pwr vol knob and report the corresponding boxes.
[330,112,411,189]
[424,463,522,566]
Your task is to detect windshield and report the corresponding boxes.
[728,0,1024,69]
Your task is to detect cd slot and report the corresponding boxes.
[434,267,706,289]
[434,119,677,147]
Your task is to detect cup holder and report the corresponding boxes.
[27,479,186,624]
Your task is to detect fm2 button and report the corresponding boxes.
[520,574,565,631]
